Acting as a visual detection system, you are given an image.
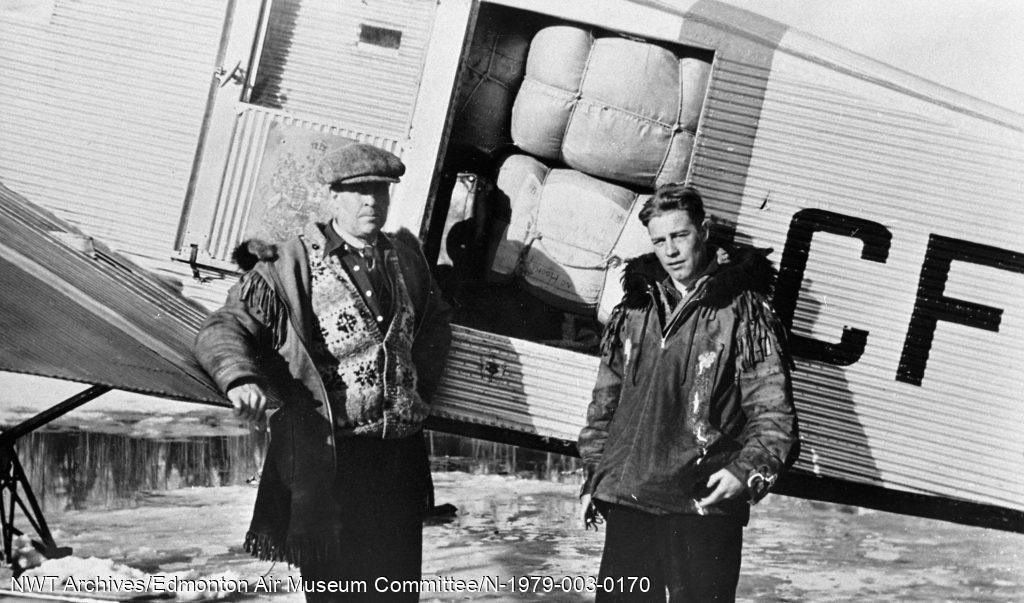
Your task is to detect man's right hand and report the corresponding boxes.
[580,493,602,531]
[227,382,267,422]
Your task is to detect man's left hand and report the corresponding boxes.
[696,469,744,509]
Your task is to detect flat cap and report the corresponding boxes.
[315,143,406,186]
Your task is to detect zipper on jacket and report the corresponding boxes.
[661,294,704,347]
[382,345,390,439]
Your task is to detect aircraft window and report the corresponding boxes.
[358,24,402,50]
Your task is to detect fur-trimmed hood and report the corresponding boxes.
[606,243,790,375]
[619,244,777,309]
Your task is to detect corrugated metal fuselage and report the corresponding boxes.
[431,0,1024,529]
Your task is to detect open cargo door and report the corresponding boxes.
[177,0,476,273]
[0,0,251,265]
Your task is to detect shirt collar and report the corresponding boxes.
[661,252,719,300]
[319,221,379,258]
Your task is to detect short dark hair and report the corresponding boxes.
[639,183,706,227]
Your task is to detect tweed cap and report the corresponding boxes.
[316,143,406,186]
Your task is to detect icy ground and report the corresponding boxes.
[0,473,1022,601]
[1,374,1023,601]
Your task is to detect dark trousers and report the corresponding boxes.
[300,434,430,602]
[596,503,744,603]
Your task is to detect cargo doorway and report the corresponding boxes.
[427,2,715,348]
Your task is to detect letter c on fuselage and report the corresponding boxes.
[774,208,892,366]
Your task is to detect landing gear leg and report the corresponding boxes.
[0,384,110,570]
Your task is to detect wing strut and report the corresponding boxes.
[0,384,111,571]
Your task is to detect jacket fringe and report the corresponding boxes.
[600,304,627,361]
[601,255,659,361]
[244,531,286,563]
[734,291,791,371]
[237,270,287,349]
[244,530,341,568]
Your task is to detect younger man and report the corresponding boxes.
[578,183,799,601]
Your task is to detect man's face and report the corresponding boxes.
[647,209,709,285]
[328,181,391,241]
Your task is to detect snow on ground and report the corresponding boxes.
[2,373,1023,600]
[1,473,1022,601]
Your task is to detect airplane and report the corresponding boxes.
[1,0,1022,566]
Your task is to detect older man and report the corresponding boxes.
[195,143,451,600]
[578,184,799,601]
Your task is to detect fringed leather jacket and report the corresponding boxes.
[578,247,799,522]
[196,225,451,418]
[193,224,451,566]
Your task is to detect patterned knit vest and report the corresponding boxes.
[303,236,427,439]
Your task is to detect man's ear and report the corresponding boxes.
[700,218,711,242]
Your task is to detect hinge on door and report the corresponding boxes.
[215,61,247,88]
[187,244,212,283]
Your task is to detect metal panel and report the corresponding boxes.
[254,0,437,141]
[0,0,225,264]
[485,0,688,47]
[619,0,1024,518]
[192,104,403,263]
[708,44,1024,513]
[633,0,1024,516]
[431,325,598,441]
[690,55,775,228]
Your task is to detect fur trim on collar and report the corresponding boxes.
[620,245,777,309]
[232,239,278,271]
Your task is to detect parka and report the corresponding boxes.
[578,247,799,522]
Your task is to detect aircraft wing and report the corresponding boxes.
[0,182,224,405]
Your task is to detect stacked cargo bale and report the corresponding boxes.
[511,26,711,189]
[596,198,655,323]
[448,7,541,155]
[489,155,646,315]
[486,25,711,318]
